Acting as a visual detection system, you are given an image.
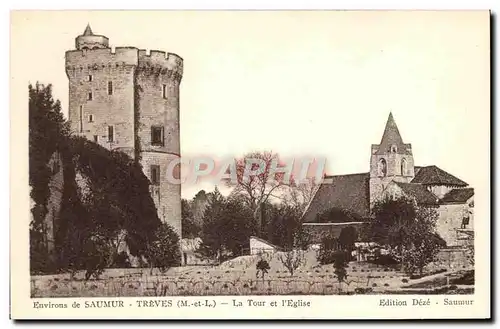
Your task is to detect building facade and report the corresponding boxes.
[302,113,474,247]
[65,25,183,239]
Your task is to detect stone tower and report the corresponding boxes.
[65,25,183,241]
[369,113,415,207]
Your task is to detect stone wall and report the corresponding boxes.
[437,202,473,247]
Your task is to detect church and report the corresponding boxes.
[301,113,474,247]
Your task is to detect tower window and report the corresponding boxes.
[88,75,93,82]
[107,126,114,142]
[88,114,94,123]
[390,145,397,153]
[88,92,93,101]
[79,105,83,133]
[401,158,407,176]
[378,158,387,177]
[108,81,113,95]
[162,84,167,99]
[150,165,160,185]
[93,135,98,142]
[151,126,164,146]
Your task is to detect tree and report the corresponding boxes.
[29,83,70,272]
[196,187,227,263]
[197,187,256,263]
[182,198,201,238]
[338,226,358,260]
[332,251,349,292]
[278,249,305,276]
[317,233,341,265]
[29,82,165,274]
[225,151,289,234]
[146,222,181,275]
[283,177,319,213]
[256,259,270,281]
[370,196,445,274]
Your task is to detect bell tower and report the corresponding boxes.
[369,113,415,207]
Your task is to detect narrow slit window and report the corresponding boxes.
[88,92,93,101]
[162,84,167,99]
[79,105,83,133]
[108,126,114,142]
[93,135,98,142]
[150,165,160,185]
[88,75,93,82]
[88,114,94,122]
[151,126,164,146]
[108,81,113,95]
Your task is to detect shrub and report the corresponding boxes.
[146,222,181,274]
[256,259,270,281]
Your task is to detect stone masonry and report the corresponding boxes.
[65,25,183,248]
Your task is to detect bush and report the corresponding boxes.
[317,234,341,265]
[450,270,474,285]
[146,222,181,274]
[112,252,131,268]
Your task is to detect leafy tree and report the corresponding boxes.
[197,187,227,263]
[264,203,301,249]
[332,251,349,292]
[316,207,361,223]
[29,82,168,274]
[182,198,201,238]
[370,196,445,274]
[146,222,181,274]
[338,226,358,260]
[197,187,255,262]
[29,83,70,272]
[317,233,341,265]
[256,259,270,281]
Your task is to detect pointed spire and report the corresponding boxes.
[377,112,405,154]
[83,24,93,36]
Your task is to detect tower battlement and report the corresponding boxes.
[65,47,139,77]
[138,50,183,81]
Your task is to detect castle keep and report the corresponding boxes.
[65,25,182,238]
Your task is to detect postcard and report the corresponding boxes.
[10,10,491,320]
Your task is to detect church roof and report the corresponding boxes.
[376,112,407,155]
[393,182,440,205]
[441,188,474,203]
[411,165,468,187]
[83,24,94,36]
[302,173,370,223]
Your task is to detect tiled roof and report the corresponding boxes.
[302,173,370,223]
[441,188,474,203]
[394,182,440,205]
[411,165,468,187]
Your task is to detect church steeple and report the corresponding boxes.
[369,113,415,207]
[376,112,406,155]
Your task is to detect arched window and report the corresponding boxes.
[401,158,407,176]
[378,158,387,177]
[390,144,397,153]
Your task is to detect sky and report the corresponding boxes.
[11,10,490,199]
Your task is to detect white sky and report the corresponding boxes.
[11,10,490,199]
